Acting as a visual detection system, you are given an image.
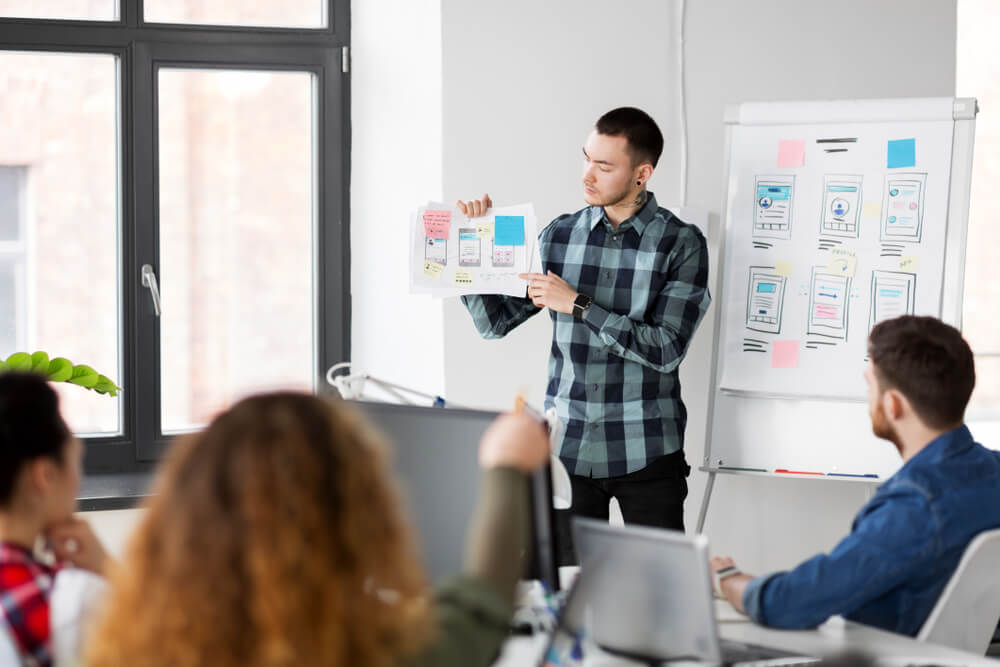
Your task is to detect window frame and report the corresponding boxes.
[0,0,351,474]
[0,166,28,354]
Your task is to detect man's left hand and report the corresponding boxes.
[519,271,578,315]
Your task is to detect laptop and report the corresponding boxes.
[542,518,820,666]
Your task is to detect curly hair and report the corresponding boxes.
[86,393,433,667]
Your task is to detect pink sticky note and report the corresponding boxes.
[777,140,805,168]
[423,210,451,240]
[772,340,799,369]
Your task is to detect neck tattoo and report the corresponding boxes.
[632,188,647,208]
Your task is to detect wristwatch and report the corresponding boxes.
[573,293,593,320]
[714,565,742,592]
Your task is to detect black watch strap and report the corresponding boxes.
[573,293,593,320]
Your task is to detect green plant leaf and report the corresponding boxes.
[30,351,50,374]
[93,375,121,397]
[1,352,119,397]
[47,358,73,382]
[68,364,99,388]
[5,352,32,371]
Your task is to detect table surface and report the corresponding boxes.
[496,599,1000,666]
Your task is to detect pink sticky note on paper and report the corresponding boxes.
[771,341,800,369]
[777,140,805,168]
[423,210,451,240]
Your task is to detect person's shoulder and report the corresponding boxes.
[655,207,707,244]
[538,205,592,242]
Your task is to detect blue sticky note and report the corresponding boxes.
[887,138,916,168]
[494,215,525,246]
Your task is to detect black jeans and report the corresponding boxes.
[555,449,690,566]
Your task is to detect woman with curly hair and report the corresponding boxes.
[84,392,548,667]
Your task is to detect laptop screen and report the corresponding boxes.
[571,517,723,663]
[345,399,560,590]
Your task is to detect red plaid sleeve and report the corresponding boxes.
[1,543,56,667]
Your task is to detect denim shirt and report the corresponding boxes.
[743,425,1000,636]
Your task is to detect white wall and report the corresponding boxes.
[441,0,683,411]
[349,0,446,397]
[439,0,957,575]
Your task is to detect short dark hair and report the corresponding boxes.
[867,316,975,429]
[595,107,664,168]
[0,372,71,506]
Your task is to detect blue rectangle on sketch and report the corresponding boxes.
[757,283,776,293]
[495,216,525,246]
[887,138,916,168]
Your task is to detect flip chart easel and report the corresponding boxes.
[697,98,978,533]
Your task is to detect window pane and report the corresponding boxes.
[144,1,324,28]
[0,260,19,353]
[0,167,23,242]
[158,68,315,432]
[0,51,121,435]
[958,0,1000,417]
[0,0,116,21]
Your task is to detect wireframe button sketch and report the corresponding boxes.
[754,175,795,240]
[746,267,787,334]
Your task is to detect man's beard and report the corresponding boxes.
[587,182,633,208]
[871,402,902,454]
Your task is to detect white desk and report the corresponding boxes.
[496,600,1000,666]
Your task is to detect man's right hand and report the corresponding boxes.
[479,413,550,474]
[456,193,493,218]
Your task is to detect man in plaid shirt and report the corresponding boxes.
[460,108,710,563]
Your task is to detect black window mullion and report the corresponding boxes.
[320,48,351,385]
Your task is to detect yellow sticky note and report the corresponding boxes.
[862,201,881,218]
[453,269,474,286]
[827,247,857,277]
[774,261,794,278]
[475,222,494,239]
[422,261,444,279]
[899,256,919,272]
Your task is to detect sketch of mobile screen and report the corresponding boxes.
[491,240,515,267]
[881,173,926,243]
[459,228,481,267]
[424,237,447,265]
[820,174,862,238]
[746,267,786,334]
[753,175,794,240]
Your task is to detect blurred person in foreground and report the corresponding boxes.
[0,372,114,667]
[85,391,549,667]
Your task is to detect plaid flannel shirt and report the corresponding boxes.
[462,193,710,478]
[0,542,57,667]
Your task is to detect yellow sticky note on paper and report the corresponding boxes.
[423,261,444,279]
[475,222,494,239]
[899,256,919,272]
[453,269,474,286]
[827,248,857,277]
[774,261,794,278]
[862,201,882,218]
